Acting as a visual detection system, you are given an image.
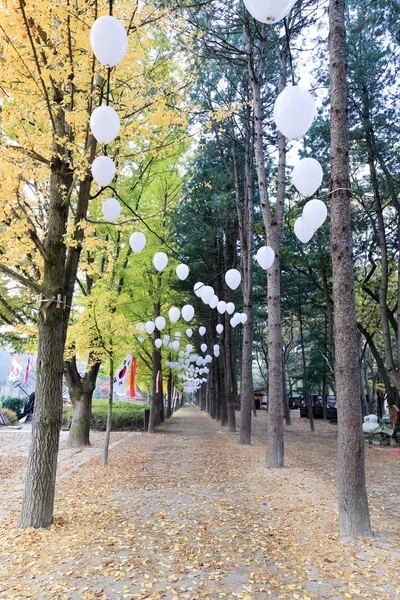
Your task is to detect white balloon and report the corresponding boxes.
[201,343,207,353]
[201,285,214,304]
[163,334,170,346]
[256,246,275,270]
[240,313,248,324]
[226,302,235,315]
[173,341,180,352]
[155,316,166,331]
[294,216,315,244]
[243,0,297,24]
[303,199,328,230]
[90,106,120,145]
[155,339,162,349]
[138,335,144,343]
[209,295,219,309]
[213,344,220,354]
[194,282,204,297]
[90,16,128,67]
[169,342,174,350]
[175,332,181,339]
[292,158,323,197]
[273,86,315,141]
[179,351,184,358]
[182,304,195,322]
[186,328,193,338]
[145,321,155,335]
[216,324,224,334]
[225,269,241,291]
[199,326,206,336]
[232,313,242,325]
[176,264,189,280]
[102,197,121,222]
[91,156,116,188]
[153,252,168,272]
[186,344,193,352]
[168,307,180,323]
[129,232,146,253]
[217,300,227,314]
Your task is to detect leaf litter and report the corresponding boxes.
[0,407,399,599]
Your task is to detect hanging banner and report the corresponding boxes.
[23,355,35,384]
[156,370,161,394]
[9,355,23,381]
[130,357,137,398]
[113,354,133,396]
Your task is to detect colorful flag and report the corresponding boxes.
[130,357,137,398]
[156,370,161,394]
[23,355,35,384]
[9,354,23,381]
[0,408,7,425]
[113,354,133,396]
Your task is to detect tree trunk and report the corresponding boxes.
[148,344,160,434]
[18,153,71,529]
[247,31,286,465]
[282,363,291,426]
[166,369,172,418]
[329,0,372,537]
[64,355,100,447]
[225,315,236,432]
[102,359,114,467]
[299,289,314,432]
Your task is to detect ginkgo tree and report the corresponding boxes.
[0,0,191,528]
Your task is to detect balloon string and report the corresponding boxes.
[109,0,113,17]
[284,18,296,86]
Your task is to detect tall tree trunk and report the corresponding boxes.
[166,369,172,418]
[246,25,287,464]
[299,292,314,432]
[322,314,328,420]
[225,313,237,432]
[329,0,372,537]
[64,355,100,447]
[282,362,292,426]
[235,102,254,445]
[18,153,71,529]
[102,358,114,467]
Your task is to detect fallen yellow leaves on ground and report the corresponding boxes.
[0,407,399,599]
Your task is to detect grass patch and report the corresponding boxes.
[63,400,149,431]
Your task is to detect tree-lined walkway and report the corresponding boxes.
[0,406,399,599]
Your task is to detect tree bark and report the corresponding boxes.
[18,150,71,528]
[329,0,372,537]
[102,359,114,467]
[299,287,314,432]
[64,354,100,447]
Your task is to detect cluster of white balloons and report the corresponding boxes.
[89,16,129,222]
[273,85,328,244]
[294,200,328,244]
[292,158,327,244]
[242,0,330,247]
[166,351,214,392]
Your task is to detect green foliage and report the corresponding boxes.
[62,400,150,431]
[0,407,18,425]
[1,397,24,416]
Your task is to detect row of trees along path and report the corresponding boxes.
[0,405,399,599]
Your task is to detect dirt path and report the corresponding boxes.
[0,406,399,600]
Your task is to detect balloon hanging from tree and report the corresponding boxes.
[90,16,128,67]
[243,0,297,23]
[292,158,323,197]
[273,86,315,140]
[225,269,241,290]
